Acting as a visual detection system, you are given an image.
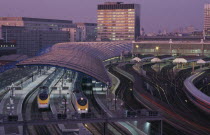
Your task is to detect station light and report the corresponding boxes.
[136,45,139,48]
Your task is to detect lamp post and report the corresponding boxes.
[169,39,173,55]
[155,46,160,72]
[155,46,159,56]
[106,82,109,99]
[114,94,117,110]
[7,83,15,116]
[101,84,103,92]
[135,45,139,57]
[10,83,15,98]
[59,82,62,99]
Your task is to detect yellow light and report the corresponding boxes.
[156,46,159,50]
[136,45,139,48]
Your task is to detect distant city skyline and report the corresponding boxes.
[0,0,209,32]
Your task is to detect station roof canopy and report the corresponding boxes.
[132,57,141,62]
[173,56,204,63]
[17,42,132,84]
[197,57,210,64]
[133,54,154,62]
[151,55,173,63]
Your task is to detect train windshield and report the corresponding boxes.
[77,98,87,106]
[39,87,48,100]
[39,93,48,100]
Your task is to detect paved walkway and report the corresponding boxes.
[0,69,54,135]
[0,70,38,99]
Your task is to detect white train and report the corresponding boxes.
[37,86,50,109]
[71,90,88,114]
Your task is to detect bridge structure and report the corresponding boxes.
[0,111,163,135]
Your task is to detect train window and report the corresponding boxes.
[39,93,48,100]
[77,99,87,106]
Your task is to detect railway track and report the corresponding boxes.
[132,62,210,134]
[109,65,144,110]
[84,68,130,135]
[22,69,63,135]
[109,64,188,135]
[88,93,128,135]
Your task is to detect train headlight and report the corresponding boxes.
[85,108,88,111]
[78,108,81,111]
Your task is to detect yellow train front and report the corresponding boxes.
[72,91,88,113]
[37,86,50,109]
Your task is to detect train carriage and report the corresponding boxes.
[72,90,88,114]
[37,86,50,109]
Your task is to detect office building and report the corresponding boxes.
[76,23,97,41]
[0,17,76,56]
[97,2,140,41]
[0,17,74,31]
[133,39,210,56]
[1,26,69,56]
[204,4,210,36]
[62,27,82,42]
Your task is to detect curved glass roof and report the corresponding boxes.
[17,42,132,84]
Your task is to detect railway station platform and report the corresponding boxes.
[173,56,205,74]
[50,76,91,134]
[0,68,54,135]
[93,72,147,135]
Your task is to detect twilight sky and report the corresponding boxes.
[0,0,209,32]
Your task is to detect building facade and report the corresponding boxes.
[0,17,77,56]
[0,40,17,56]
[97,2,140,41]
[62,27,82,42]
[1,25,69,56]
[133,39,210,56]
[0,17,74,31]
[204,4,210,36]
[76,23,97,41]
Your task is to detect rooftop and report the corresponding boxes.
[173,56,204,63]
[134,40,210,44]
[0,17,73,24]
[76,23,97,26]
[104,2,124,5]
[18,42,132,84]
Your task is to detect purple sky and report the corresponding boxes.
[0,0,209,32]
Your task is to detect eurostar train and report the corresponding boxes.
[72,90,88,113]
[37,86,50,109]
